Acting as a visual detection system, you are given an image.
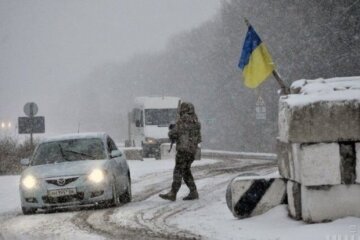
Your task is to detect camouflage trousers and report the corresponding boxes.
[171,150,197,193]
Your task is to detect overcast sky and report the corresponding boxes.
[0,0,220,138]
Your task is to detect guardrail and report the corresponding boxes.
[201,149,277,161]
[118,145,277,161]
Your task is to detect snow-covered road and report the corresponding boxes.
[1,157,360,240]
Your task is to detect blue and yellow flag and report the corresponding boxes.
[238,25,275,88]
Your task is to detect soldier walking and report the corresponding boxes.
[159,102,201,201]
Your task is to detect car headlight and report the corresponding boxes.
[145,137,157,144]
[88,169,105,183]
[22,175,37,189]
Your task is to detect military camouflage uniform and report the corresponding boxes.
[168,102,202,196]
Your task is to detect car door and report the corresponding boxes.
[106,137,127,191]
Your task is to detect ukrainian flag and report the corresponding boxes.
[238,25,275,88]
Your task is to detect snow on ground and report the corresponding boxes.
[170,177,360,240]
[0,176,105,239]
[2,212,104,240]
[2,158,360,239]
[0,175,21,214]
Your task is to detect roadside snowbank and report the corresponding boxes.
[0,175,20,214]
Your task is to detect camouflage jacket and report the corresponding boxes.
[168,102,201,154]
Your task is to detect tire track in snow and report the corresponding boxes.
[72,158,277,239]
[129,163,276,240]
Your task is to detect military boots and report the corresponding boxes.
[159,191,176,201]
[183,190,199,200]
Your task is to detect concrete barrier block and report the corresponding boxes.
[287,180,302,220]
[226,176,286,219]
[278,100,291,143]
[276,141,301,183]
[301,184,360,223]
[300,143,341,186]
[278,98,360,143]
[356,143,360,183]
[340,142,356,184]
[277,142,342,186]
[122,147,143,160]
[291,144,302,183]
[277,140,292,179]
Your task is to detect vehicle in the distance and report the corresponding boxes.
[126,96,180,159]
[19,132,131,214]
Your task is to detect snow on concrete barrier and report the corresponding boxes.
[278,76,360,223]
[278,77,360,143]
[122,147,143,160]
[226,176,286,219]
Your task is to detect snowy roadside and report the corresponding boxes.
[0,175,21,215]
[169,178,360,240]
[2,158,360,240]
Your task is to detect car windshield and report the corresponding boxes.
[145,109,177,126]
[31,138,106,165]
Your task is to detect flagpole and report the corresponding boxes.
[244,18,290,95]
[272,70,290,95]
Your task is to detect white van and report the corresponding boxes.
[126,96,180,159]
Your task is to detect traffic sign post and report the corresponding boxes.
[18,102,45,147]
[255,96,266,120]
[255,96,266,151]
[24,102,38,117]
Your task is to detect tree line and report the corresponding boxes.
[76,0,360,152]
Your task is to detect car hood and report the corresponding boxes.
[22,160,108,179]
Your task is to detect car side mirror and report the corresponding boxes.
[20,158,30,166]
[110,150,122,158]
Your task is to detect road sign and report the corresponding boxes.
[256,96,266,120]
[18,116,45,134]
[24,102,38,117]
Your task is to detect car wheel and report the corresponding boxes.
[119,177,132,204]
[22,207,37,215]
